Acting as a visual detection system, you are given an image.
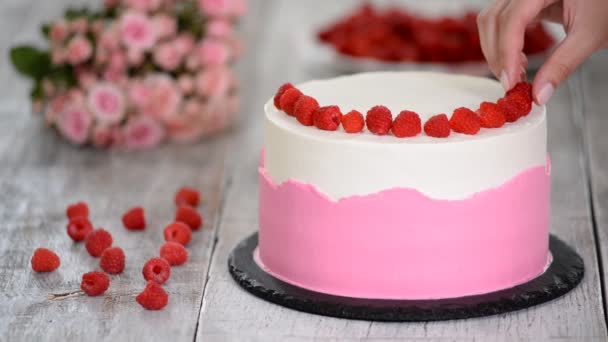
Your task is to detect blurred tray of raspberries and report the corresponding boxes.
[315,4,560,75]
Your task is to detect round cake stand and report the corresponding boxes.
[228,233,584,322]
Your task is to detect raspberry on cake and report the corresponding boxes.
[313,106,342,131]
[260,72,549,300]
[341,110,365,133]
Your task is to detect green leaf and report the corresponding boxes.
[65,7,89,20]
[30,80,43,100]
[9,46,51,80]
[41,24,51,38]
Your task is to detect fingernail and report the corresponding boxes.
[500,70,510,90]
[536,83,554,106]
[520,66,527,82]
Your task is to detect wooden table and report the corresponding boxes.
[1,0,607,340]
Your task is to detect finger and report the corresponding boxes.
[496,0,555,89]
[533,33,598,105]
[477,0,509,78]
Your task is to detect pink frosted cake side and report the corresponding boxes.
[257,72,551,300]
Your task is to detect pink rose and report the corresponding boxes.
[195,66,231,98]
[197,39,230,65]
[66,36,93,65]
[124,116,165,150]
[198,0,231,17]
[230,0,247,17]
[50,21,69,42]
[168,120,206,143]
[207,19,233,38]
[109,51,127,72]
[71,18,88,34]
[125,0,161,12]
[92,125,115,148]
[174,34,195,55]
[153,14,177,40]
[177,75,194,94]
[77,69,96,89]
[120,12,156,51]
[185,54,200,71]
[99,28,120,50]
[103,68,127,84]
[91,20,104,36]
[127,49,144,66]
[141,74,183,122]
[153,42,182,71]
[128,80,151,108]
[87,83,126,124]
[184,99,203,116]
[42,79,55,97]
[57,105,93,145]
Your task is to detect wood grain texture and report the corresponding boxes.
[0,0,232,341]
[195,1,607,341]
[580,49,608,316]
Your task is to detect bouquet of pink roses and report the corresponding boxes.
[10,0,245,149]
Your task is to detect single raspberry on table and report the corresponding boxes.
[313,106,342,131]
[497,97,522,122]
[294,95,319,126]
[66,202,89,220]
[392,110,422,137]
[366,105,392,135]
[175,187,200,207]
[122,207,146,230]
[507,91,533,116]
[85,229,113,257]
[341,110,365,133]
[31,248,60,272]
[163,222,192,246]
[66,216,93,242]
[273,83,294,109]
[81,271,110,296]
[160,242,189,266]
[424,114,451,138]
[142,257,171,284]
[477,102,507,128]
[136,281,169,310]
[449,107,480,135]
[100,247,125,274]
[279,88,303,116]
[175,206,203,231]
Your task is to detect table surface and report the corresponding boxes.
[1,0,608,341]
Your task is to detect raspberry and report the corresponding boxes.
[175,206,203,230]
[122,207,146,230]
[506,81,532,100]
[100,247,125,274]
[313,106,342,131]
[507,91,533,116]
[423,114,451,138]
[341,110,365,133]
[477,102,506,128]
[67,202,89,220]
[273,83,294,109]
[136,281,169,310]
[449,107,480,135]
[392,110,422,137]
[81,271,110,296]
[279,88,303,116]
[142,257,171,284]
[175,187,200,207]
[163,222,192,246]
[160,242,189,266]
[31,248,60,272]
[294,95,319,126]
[497,97,522,122]
[66,217,93,242]
[366,106,392,135]
[85,229,113,257]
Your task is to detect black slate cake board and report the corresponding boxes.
[228,233,584,322]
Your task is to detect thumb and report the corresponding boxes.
[533,32,596,105]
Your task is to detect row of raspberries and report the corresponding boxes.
[273,81,533,138]
[30,187,202,311]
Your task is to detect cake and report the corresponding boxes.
[257,72,550,300]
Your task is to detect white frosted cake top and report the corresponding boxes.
[264,72,547,200]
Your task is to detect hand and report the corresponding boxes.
[477,0,608,105]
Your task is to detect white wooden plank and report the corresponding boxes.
[195,1,607,341]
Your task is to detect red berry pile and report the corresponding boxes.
[272,80,533,138]
[30,186,205,311]
[318,4,554,63]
